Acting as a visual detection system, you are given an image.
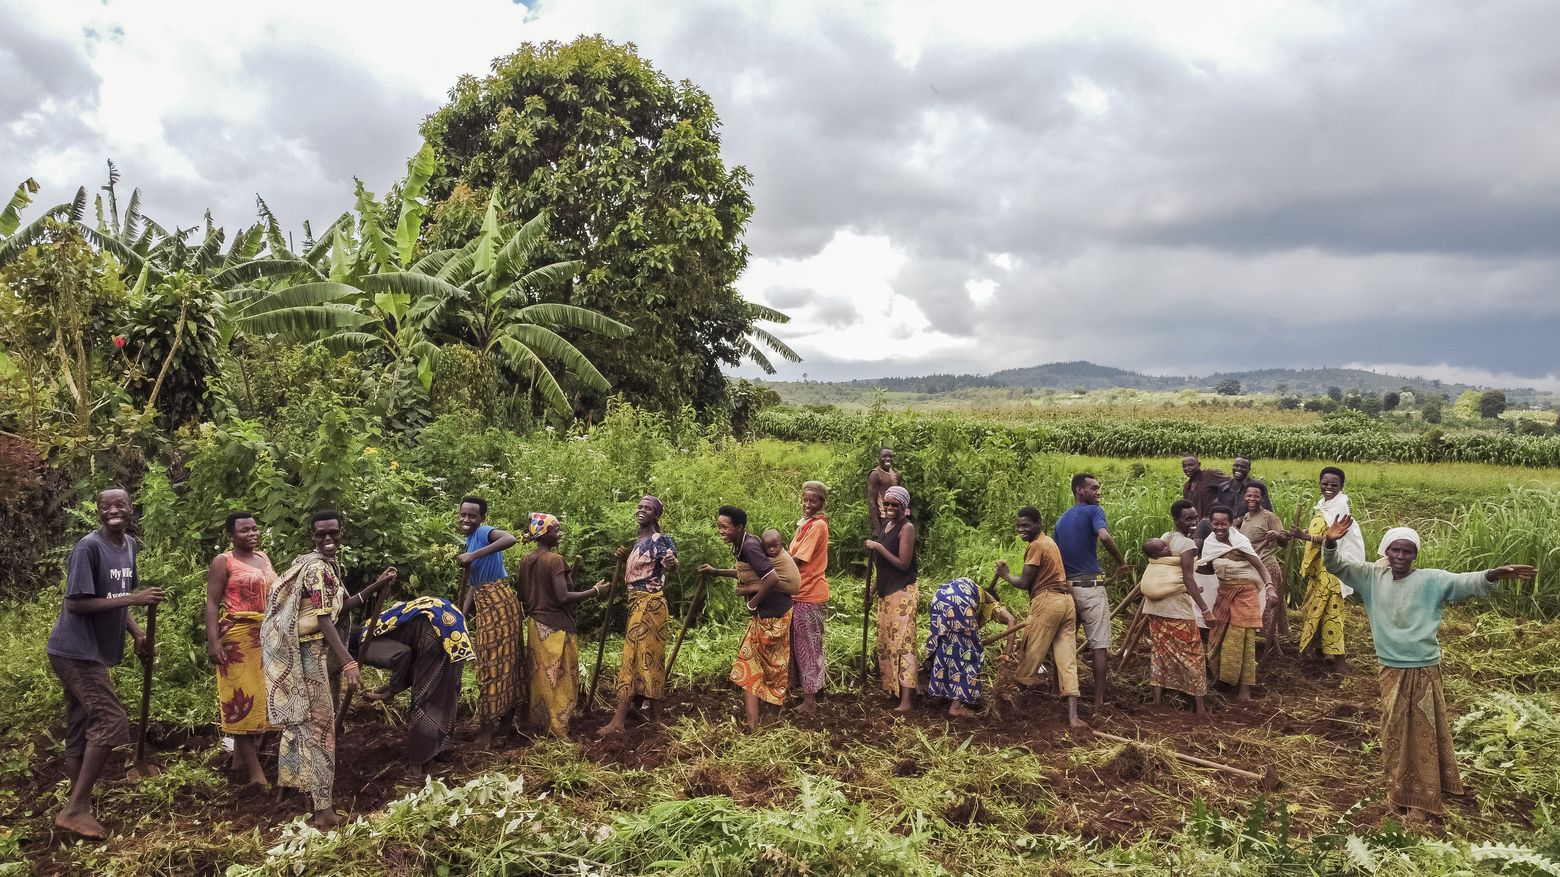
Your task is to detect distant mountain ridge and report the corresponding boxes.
[834,360,1523,399]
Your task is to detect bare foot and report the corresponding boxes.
[308,809,342,830]
[797,699,817,716]
[595,723,625,738]
[892,704,913,714]
[1068,717,1091,731]
[54,809,107,840]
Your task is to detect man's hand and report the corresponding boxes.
[698,563,716,575]
[1324,515,1353,544]
[1114,561,1130,578]
[456,553,474,568]
[994,560,1010,578]
[1488,565,1537,582]
[134,632,153,664]
[130,587,166,607]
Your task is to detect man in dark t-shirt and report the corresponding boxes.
[45,488,165,840]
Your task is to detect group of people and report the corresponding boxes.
[43,447,1534,838]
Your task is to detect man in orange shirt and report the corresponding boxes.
[787,481,831,714]
[995,506,1086,729]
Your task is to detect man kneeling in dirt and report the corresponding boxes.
[354,596,475,779]
[46,487,165,839]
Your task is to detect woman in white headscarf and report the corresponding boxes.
[1321,517,1534,822]
[1289,466,1363,673]
[1199,505,1276,702]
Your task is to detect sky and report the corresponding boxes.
[5,0,1560,389]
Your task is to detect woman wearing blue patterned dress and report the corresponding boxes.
[924,577,1017,716]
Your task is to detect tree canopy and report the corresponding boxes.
[420,36,792,414]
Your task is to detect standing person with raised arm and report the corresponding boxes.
[996,506,1086,728]
[47,488,165,840]
[865,448,900,538]
[262,510,397,829]
[1321,516,1534,823]
[517,513,610,740]
[599,496,678,737]
[203,510,276,787]
[701,505,792,732]
[1053,473,1129,709]
[866,485,919,713]
[455,496,521,749]
[787,481,832,715]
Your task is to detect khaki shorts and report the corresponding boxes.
[1070,584,1112,650]
[50,654,131,757]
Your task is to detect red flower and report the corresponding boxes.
[112,335,126,349]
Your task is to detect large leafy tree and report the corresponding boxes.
[420,36,796,415]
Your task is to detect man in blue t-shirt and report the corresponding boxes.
[45,488,165,840]
[455,495,520,748]
[1052,473,1129,709]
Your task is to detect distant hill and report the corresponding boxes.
[811,360,1546,403]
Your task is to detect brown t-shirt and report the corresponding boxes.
[1023,535,1070,595]
[519,549,573,632]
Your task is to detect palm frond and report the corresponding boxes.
[235,302,370,337]
[494,334,571,415]
[193,226,226,272]
[510,302,632,338]
[745,325,801,364]
[734,336,776,374]
[0,203,70,267]
[0,178,40,237]
[510,259,583,294]
[744,301,792,325]
[76,223,146,273]
[313,331,382,355]
[303,212,353,265]
[501,323,612,391]
[493,210,549,281]
[395,142,436,265]
[409,247,461,275]
[68,187,87,223]
[209,258,325,286]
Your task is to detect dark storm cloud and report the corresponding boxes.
[641,0,1560,381]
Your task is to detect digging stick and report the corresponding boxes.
[1109,583,1141,620]
[1283,501,1305,607]
[335,582,390,731]
[663,573,709,681]
[1093,731,1279,790]
[584,553,626,714]
[980,619,1029,648]
[455,566,472,618]
[128,603,159,780]
[1116,603,1149,669]
[859,556,876,689]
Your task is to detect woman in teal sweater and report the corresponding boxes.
[1322,515,1534,823]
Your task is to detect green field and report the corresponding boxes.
[4,411,1560,875]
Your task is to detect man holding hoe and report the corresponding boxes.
[46,487,164,840]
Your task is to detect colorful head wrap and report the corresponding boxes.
[1377,526,1421,557]
[802,480,828,499]
[884,485,911,515]
[641,495,664,516]
[527,512,559,541]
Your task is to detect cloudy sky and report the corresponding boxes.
[6,0,1560,388]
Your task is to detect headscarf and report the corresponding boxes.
[884,485,911,515]
[1314,491,1366,564]
[1377,527,1421,557]
[1198,526,1256,563]
[802,480,828,500]
[526,512,559,541]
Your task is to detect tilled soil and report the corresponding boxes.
[12,619,1515,876]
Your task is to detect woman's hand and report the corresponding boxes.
[664,555,679,572]
[206,639,227,667]
[1324,515,1353,544]
[343,662,362,690]
[863,540,882,554]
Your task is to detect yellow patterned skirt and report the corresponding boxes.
[1298,515,1346,657]
[876,584,920,697]
[527,619,578,739]
[472,582,524,727]
[615,590,669,701]
[215,612,271,735]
